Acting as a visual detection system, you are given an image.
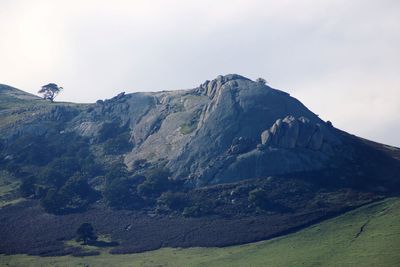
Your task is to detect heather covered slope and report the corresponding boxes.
[0,179,382,256]
[2,197,399,267]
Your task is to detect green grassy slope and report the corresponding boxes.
[1,197,399,267]
[0,171,23,208]
[0,84,86,131]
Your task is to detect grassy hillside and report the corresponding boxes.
[1,197,399,267]
[0,171,23,208]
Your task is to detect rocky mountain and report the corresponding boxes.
[1,74,398,188]
[0,75,399,256]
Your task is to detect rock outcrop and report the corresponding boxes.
[260,116,326,150]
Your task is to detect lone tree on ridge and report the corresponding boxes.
[38,83,62,102]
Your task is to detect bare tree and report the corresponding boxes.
[38,83,63,102]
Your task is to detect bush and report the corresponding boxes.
[9,135,55,166]
[103,132,133,155]
[157,191,187,211]
[98,121,121,141]
[40,174,99,214]
[60,174,100,208]
[182,198,216,217]
[20,175,36,197]
[36,157,81,189]
[248,188,289,212]
[256,77,267,84]
[104,163,130,182]
[40,188,67,214]
[98,120,130,143]
[103,166,144,209]
[137,168,172,198]
[103,178,142,209]
[248,188,270,210]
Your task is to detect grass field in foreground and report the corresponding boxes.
[1,197,400,267]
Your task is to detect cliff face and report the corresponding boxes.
[0,75,399,189]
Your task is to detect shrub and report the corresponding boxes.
[103,164,140,209]
[103,132,133,155]
[40,174,99,214]
[104,163,130,182]
[182,198,216,217]
[40,188,67,214]
[137,168,172,198]
[248,188,270,210]
[256,77,267,84]
[60,174,100,207]
[103,174,144,209]
[157,191,187,211]
[19,175,36,197]
[36,157,80,189]
[98,121,121,142]
[98,120,130,143]
[248,188,289,212]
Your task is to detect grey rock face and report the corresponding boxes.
[89,74,341,185]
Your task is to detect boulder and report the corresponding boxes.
[261,130,272,145]
[280,116,299,148]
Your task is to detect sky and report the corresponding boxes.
[0,0,399,147]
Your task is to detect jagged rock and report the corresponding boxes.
[114,92,126,100]
[260,116,327,151]
[261,130,271,145]
[75,121,101,137]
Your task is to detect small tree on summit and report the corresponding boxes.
[38,83,62,102]
[256,77,267,85]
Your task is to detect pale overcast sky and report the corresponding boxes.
[0,0,399,146]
